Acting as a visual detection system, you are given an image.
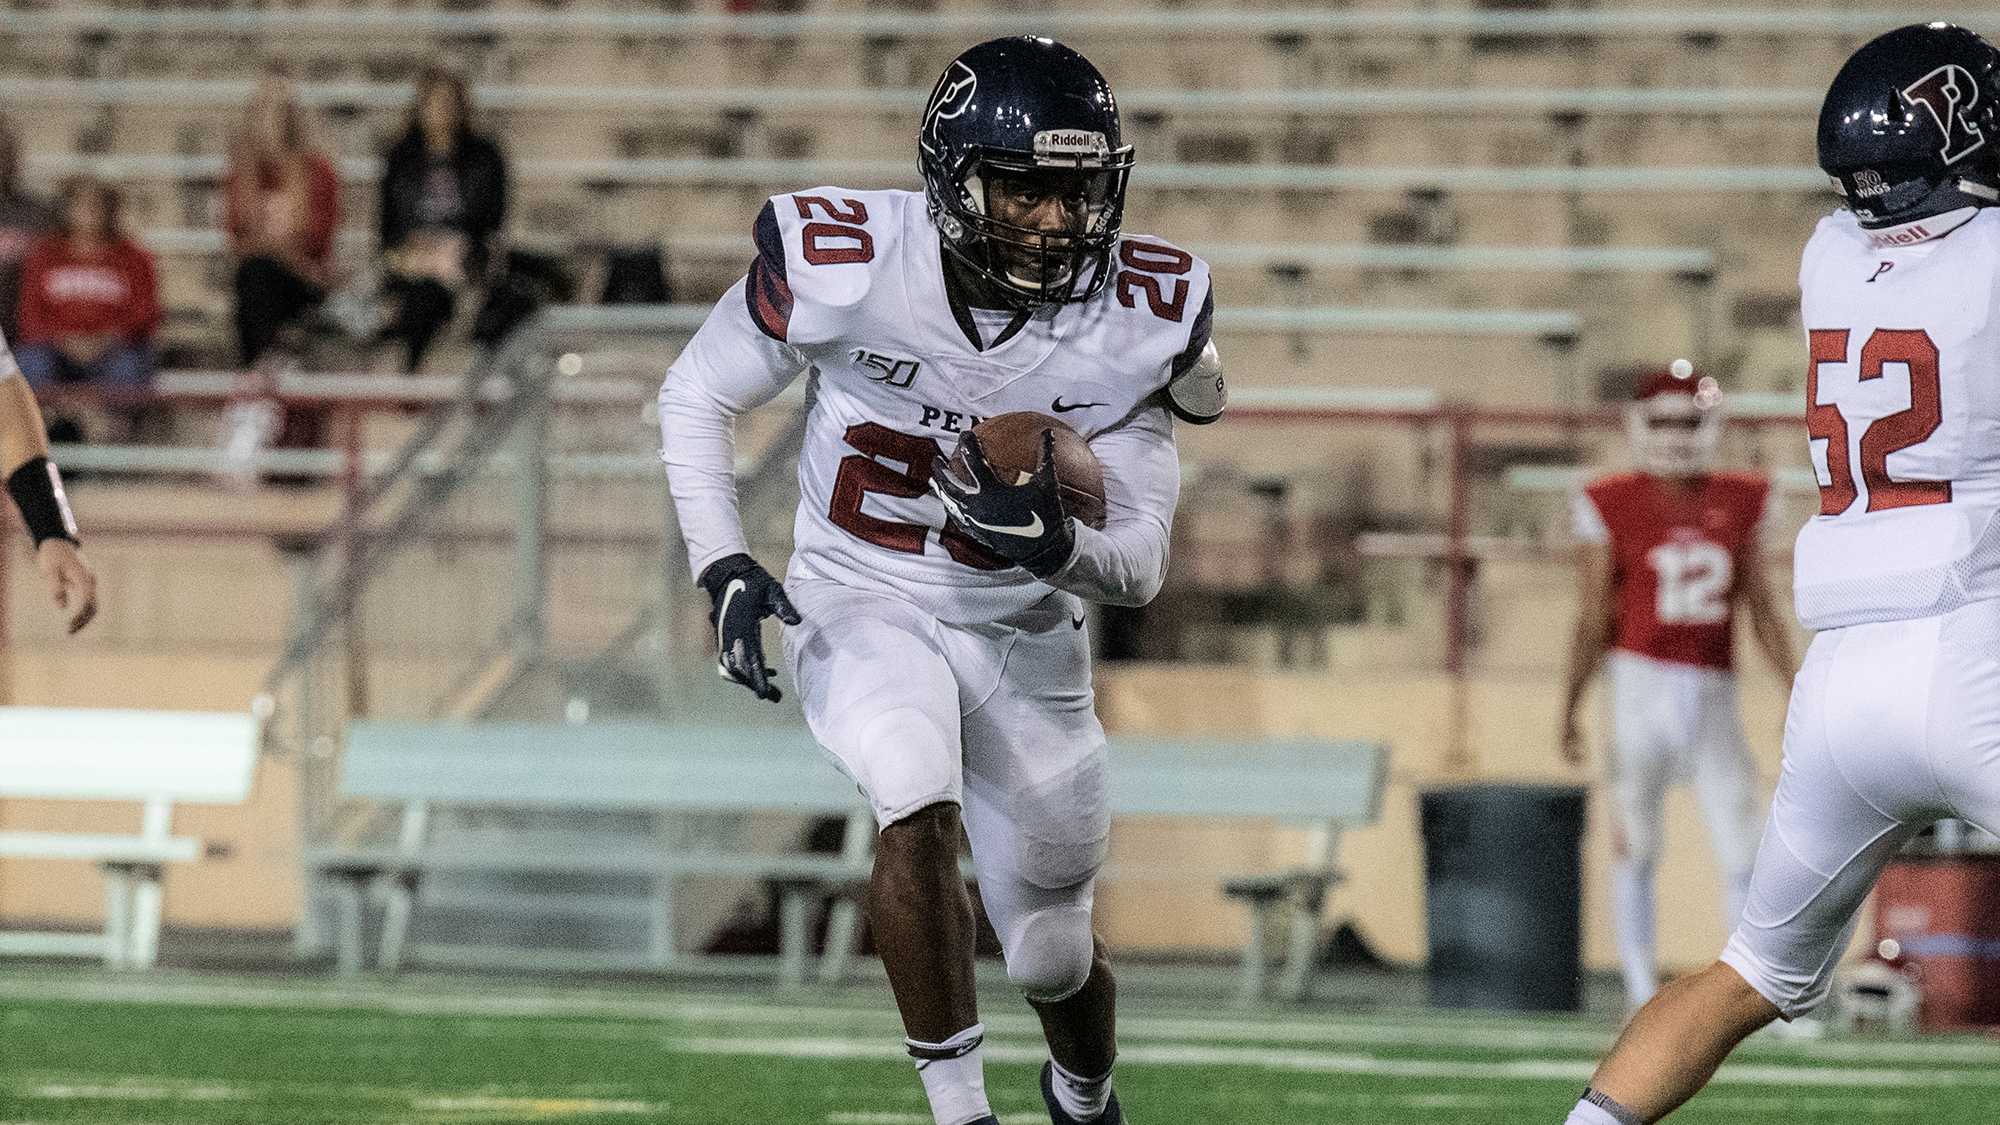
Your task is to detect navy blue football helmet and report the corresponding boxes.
[1819,22,2000,229]
[919,37,1134,307]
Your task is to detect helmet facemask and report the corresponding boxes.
[933,144,1132,309]
[1628,367,1724,477]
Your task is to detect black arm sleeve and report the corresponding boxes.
[6,456,79,545]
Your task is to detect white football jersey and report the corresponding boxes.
[661,188,1213,624]
[1795,206,2000,629]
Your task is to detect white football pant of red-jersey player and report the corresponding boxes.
[1561,363,1799,1010]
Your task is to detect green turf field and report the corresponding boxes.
[2,968,1996,1124]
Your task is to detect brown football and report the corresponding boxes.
[948,411,1107,531]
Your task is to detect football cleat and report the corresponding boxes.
[919,36,1133,309]
[1039,1060,1125,1125]
[1819,23,2000,231]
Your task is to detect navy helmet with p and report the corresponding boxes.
[918,36,1135,309]
[1819,22,2000,231]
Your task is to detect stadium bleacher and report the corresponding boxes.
[0,1,1865,401]
[0,0,1910,1016]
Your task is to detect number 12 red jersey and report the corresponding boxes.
[1574,471,1773,671]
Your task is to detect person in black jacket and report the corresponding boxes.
[377,62,507,372]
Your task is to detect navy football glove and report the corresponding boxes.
[932,430,1077,579]
[696,553,801,702]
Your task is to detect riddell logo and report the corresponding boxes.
[1852,169,1893,199]
[1867,223,1934,250]
[1034,129,1111,163]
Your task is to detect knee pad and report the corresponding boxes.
[1000,903,1094,1003]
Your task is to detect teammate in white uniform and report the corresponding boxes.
[1564,24,2000,1124]
[0,329,95,633]
[659,38,1223,1125]
[1560,363,1797,1013]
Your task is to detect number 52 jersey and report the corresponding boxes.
[660,187,1214,625]
[1796,207,2000,630]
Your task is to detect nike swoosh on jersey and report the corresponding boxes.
[1052,397,1108,413]
[1071,615,1086,630]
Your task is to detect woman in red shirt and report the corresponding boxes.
[223,74,339,366]
[14,174,159,393]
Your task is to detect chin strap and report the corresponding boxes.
[6,456,79,546]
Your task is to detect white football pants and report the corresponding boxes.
[1722,600,2000,1018]
[1606,651,1765,1006]
[783,578,1109,1002]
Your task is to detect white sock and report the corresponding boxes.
[1610,862,1658,1007]
[1565,1088,1642,1125]
[907,1023,991,1125]
[1565,1099,1626,1125]
[1049,1057,1112,1121]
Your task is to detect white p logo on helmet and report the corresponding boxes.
[1902,63,1987,164]
[923,62,978,151]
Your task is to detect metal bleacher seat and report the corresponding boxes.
[0,1,1863,396]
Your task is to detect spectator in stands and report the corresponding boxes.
[377,62,507,373]
[14,175,159,411]
[224,73,340,368]
[0,114,52,343]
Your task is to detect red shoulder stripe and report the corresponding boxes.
[744,200,793,342]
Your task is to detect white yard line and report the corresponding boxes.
[2,969,1995,1066]
[414,1096,653,1113]
[670,1035,2000,1088]
[29,1084,235,1100]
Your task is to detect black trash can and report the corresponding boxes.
[1421,783,1586,1012]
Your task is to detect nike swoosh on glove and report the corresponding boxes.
[696,553,802,702]
[932,429,1077,579]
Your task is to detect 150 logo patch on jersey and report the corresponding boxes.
[854,349,920,388]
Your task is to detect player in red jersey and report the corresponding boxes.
[1559,361,1798,1013]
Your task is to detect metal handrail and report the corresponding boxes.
[262,304,706,689]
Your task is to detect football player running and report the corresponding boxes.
[1559,362,1797,1016]
[659,37,1222,1125]
[0,330,95,634]
[1565,23,2000,1124]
